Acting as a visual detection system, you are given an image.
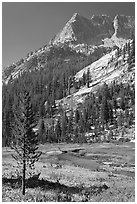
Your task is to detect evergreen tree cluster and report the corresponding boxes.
[2,39,135,146]
[3,79,135,146]
[120,38,135,65]
[3,44,108,146]
[37,81,135,144]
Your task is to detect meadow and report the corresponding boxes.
[2,142,135,202]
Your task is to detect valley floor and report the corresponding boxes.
[2,142,135,202]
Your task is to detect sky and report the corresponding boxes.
[2,2,135,68]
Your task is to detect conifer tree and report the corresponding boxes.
[2,111,10,147]
[120,97,125,111]
[55,118,62,143]
[51,89,56,108]
[68,76,72,95]
[82,108,89,131]
[67,110,74,142]
[101,96,110,126]
[73,125,79,143]
[73,80,79,90]
[117,112,123,127]
[125,42,128,52]
[11,90,42,195]
[39,102,45,118]
[82,72,86,86]
[116,47,120,58]
[75,109,80,124]
[127,41,131,56]
[102,83,110,100]
[86,68,90,88]
[112,96,117,114]
[3,96,14,146]
[51,78,56,108]
[129,111,134,126]
[122,46,126,61]
[130,37,135,63]
[108,102,113,124]
[78,113,85,133]
[38,119,45,143]
[91,104,97,126]
[62,73,67,97]
[61,112,68,142]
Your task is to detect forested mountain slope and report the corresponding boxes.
[2,13,135,146]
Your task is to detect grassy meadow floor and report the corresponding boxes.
[2,142,135,202]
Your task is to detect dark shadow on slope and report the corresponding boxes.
[2,176,109,195]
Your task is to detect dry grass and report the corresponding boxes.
[2,142,135,202]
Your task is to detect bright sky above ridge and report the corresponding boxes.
[2,2,135,68]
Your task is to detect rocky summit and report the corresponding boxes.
[51,14,134,46]
[2,13,134,84]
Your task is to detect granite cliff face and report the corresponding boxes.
[51,14,134,46]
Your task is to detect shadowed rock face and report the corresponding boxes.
[51,14,134,45]
[113,15,135,39]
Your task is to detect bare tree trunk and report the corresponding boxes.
[22,158,26,195]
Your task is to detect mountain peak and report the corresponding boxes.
[71,12,79,19]
[66,12,82,25]
[51,13,134,46]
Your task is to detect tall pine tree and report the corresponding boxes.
[11,90,42,195]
